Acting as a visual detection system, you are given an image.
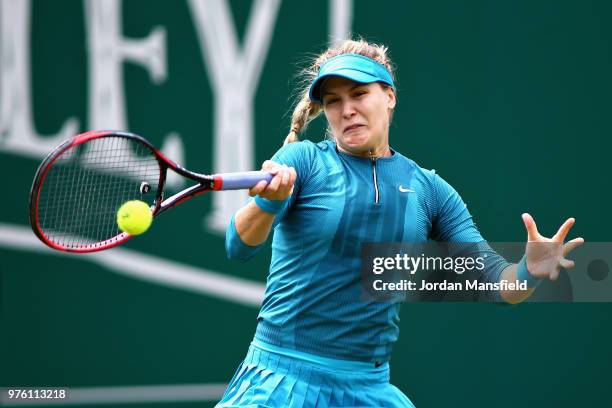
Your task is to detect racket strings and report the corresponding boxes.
[37,136,161,248]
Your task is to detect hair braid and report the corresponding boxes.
[283,91,322,145]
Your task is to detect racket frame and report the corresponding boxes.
[29,130,223,253]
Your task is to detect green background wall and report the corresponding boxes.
[2,1,610,407]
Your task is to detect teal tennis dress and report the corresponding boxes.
[217,340,414,407]
[219,140,509,407]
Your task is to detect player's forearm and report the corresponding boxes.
[234,200,276,246]
[499,263,536,304]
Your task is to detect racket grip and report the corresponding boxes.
[216,171,274,190]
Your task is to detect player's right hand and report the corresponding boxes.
[249,160,297,201]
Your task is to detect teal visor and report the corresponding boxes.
[308,53,395,104]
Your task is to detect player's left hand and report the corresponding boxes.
[522,213,584,281]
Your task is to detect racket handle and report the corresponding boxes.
[216,171,274,190]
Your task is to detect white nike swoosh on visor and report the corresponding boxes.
[399,185,415,193]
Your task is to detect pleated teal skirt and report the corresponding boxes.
[216,341,415,407]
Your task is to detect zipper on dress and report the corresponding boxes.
[371,158,380,203]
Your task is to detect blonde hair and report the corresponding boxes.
[284,39,396,145]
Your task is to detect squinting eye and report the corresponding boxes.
[325,98,339,106]
[354,91,367,97]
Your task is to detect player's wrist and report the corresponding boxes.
[254,195,288,214]
[517,255,542,288]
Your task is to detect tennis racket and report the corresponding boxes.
[29,130,272,253]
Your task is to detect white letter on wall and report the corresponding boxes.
[330,0,353,45]
[0,0,79,157]
[188,0,281,233]
[85,0,166,131]
[85,0,183,189]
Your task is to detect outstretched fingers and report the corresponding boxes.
[563,237,585,257]
[553,217,576,242]
[522,213,541,241]
[559,258,575,270]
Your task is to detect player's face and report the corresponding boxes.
[321,76,396,157]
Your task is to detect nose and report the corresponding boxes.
[341,100,356,119]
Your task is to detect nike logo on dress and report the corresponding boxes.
[398,185,415,193]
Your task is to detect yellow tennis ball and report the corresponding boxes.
[117,200,153,235]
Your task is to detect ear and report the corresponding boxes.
[386,87,396,110]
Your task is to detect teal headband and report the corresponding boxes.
[308,53,395,104]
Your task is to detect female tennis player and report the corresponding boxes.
[217,39,583,407]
